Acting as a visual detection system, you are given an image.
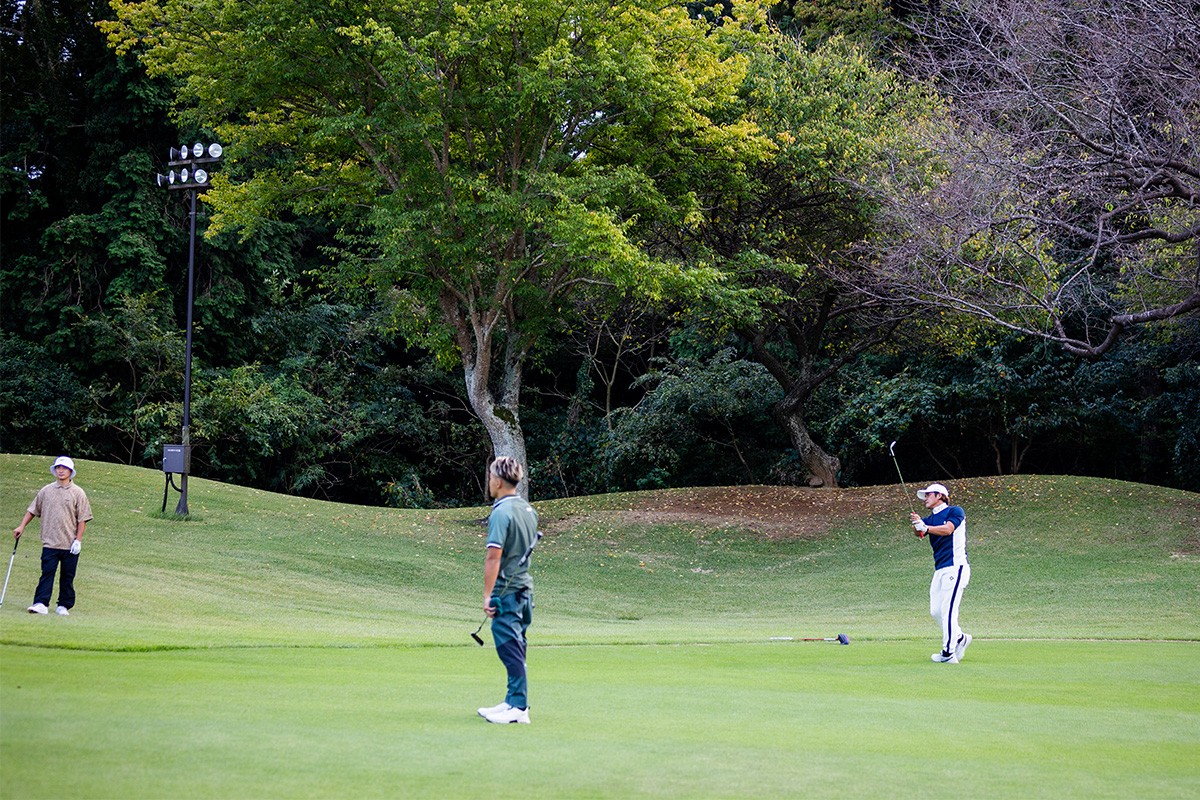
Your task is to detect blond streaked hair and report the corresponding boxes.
[489,456,525,486]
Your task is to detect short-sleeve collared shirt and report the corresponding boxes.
[486,495,538,596]
[922,503,967,570]
[27,481,93,550]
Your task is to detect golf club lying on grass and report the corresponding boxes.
[770,633,850,645]
[469,531,544,645]
[0,535,19,608]
[889,440,923,538]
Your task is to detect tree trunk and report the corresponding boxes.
[466,382,529,499]
[773,404,841,488]
[443,289,533,499]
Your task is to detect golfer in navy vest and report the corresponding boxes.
[477,456,538,724]
[911,483,972,664]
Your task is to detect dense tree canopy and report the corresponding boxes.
[2,0,177,341]
[654,34,940,486]
[104,0,773,496]
[2,0,1195,503]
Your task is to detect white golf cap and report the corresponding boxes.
[51,456,76,478]
[916,483,949,499]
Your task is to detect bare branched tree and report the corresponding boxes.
[861,0,1200,355]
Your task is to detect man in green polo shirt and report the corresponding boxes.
[13,456,93,616]
[476,456,538,724]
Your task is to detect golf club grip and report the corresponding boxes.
[517,531,543,567]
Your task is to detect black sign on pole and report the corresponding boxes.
[161,444,193,514]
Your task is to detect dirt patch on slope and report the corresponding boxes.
[551,485,902,540]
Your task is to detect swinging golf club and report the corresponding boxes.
[889,440,924,538]
[769,633,850,645]
[469,531,544,645]
[0,535,19,608]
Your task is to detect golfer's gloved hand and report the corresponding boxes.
[912,519,928,533]
[70,540,81,555]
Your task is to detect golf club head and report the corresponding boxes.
[470,631,485,646]
[837,633,850,645]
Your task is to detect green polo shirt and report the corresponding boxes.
[487,495,538,596]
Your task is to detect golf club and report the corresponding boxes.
[0,535,19,608]
[470,617,487,646]
[889,440,924,537]
[769,633,850,645]
[469,531,544,645]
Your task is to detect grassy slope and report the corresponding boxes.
[1,454,1197,798]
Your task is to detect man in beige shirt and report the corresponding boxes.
[14,456,93,616]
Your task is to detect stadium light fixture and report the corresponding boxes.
[156,141,223,516]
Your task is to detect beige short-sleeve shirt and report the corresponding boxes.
[27,481,93,550]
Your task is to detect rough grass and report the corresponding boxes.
[1,454,1197,798]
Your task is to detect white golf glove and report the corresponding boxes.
[912,519,928,533]
[70,540,81,555]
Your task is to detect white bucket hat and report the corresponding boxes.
[51,456,76,479]
[916,482,949,500]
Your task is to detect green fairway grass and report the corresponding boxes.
[1,454,1197,798]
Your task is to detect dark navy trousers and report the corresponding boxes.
[34,547,78,609]
[491,588,533,709]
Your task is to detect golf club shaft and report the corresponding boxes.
[0,537,19,607]
[888,441,918,516]
[770,634,849,644]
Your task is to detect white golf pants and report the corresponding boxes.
[930,563,970,655]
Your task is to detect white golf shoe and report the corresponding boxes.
[56,606,70,616]
[954,633,972,662]
[931,651,959,664]
[477,702,510,718]
[27,603,48,615]
[482,703,530,724]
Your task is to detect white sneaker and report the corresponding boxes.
[477,702,510,717]
[56,606,70,616]
[954,633,972,662]
[27,603,48,615]
[931,651,959,664]
[483,704,530,724]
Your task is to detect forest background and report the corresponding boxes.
[3,0,1198,507]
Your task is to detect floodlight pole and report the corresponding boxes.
[157,142,223,516]
[178,186,198,515]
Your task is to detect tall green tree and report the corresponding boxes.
[661,34,940,486]
[104,0,771,497]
